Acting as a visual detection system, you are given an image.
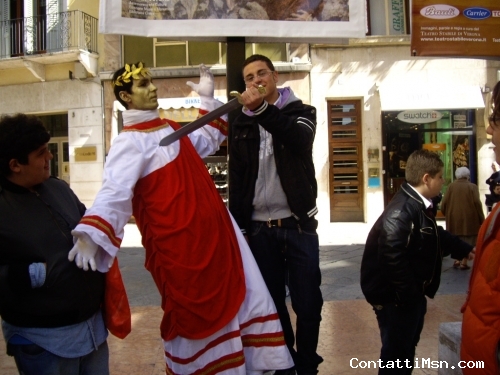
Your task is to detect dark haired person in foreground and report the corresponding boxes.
[361,149,474,374]
[0,114,108,375]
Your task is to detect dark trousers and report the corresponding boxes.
[374,295,427,374]
[249,222,323,375]
[7,341,109,375]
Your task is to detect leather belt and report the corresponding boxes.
[259,217,298,228]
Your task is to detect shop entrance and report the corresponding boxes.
[48,138,70,183]
[382,109,476,216]
[38,113,70,183]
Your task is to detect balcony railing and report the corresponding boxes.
[0,10,97,59]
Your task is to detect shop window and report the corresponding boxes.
[382,109,477,212]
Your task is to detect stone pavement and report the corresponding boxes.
[0,223,473,375]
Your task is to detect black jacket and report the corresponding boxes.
[360,182,472,306]
[229,94,318,233]
[0,176,105,328]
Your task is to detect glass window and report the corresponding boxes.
[252,43,287,62]
[156,43,187,67]
[188,41,223,65]
[123,36,154,67]
[38,113,68,137]
[124,37,287,67]
[382,108,477,209]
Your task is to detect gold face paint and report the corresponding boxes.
[127,76,159,111]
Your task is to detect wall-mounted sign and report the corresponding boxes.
[75,146,97,162]
[397,110,443,123]
[389,0,406,35]
[411,0,500,57]
[367,148,380,162]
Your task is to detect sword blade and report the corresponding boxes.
[159,98,241,147]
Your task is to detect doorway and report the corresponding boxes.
[38,113,69,182]
[48,138,69,183]
[327,99,364,222]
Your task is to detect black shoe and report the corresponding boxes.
[274,369,296,375]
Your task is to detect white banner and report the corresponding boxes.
[99,0,366,41]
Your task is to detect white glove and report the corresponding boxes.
[68,230,98,271]
[186,64,214,98]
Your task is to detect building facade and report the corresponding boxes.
[0,0,103,207]
[1,0,499,244]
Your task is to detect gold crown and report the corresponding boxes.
[112,62,151,87]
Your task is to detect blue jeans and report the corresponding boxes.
[249,222,323,375]
[374,295,427,375]
[7,340,109,375]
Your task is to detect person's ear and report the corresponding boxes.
[119,91,132,103]
[8,159,21,173]
[272,71,278,83]
[422,173,430,185]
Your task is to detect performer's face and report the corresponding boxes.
[124,76,158,110]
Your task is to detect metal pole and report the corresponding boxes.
[226,37,246,126]
[225,37,246,206]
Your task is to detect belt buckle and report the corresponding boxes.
[267,218,282,228]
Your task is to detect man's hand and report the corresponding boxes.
[186,64,214,98]
[68,231,98,271]
[239,84,266,111]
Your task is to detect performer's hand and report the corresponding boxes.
[186,64,214,98]
[68,231,98,271]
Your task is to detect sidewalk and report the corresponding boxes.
[0,224,471,375]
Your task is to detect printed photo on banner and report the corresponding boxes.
[99,0,366,40]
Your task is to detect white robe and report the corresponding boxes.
[73,100,294,374]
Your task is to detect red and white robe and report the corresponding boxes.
[73,101,293,374]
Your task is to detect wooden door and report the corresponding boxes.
[327,100,364,222]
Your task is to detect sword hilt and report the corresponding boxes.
[229,85,266,105]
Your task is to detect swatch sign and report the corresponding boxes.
[397,110,443,124]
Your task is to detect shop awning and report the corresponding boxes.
[157,96,227,123]
[379,85,485,111]
[158,96,227,109]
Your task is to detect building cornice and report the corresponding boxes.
[99,62,312,81]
